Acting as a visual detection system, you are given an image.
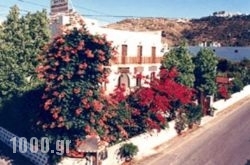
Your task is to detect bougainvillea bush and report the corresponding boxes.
[35,24,133,161]
[127,67,194,135]
[217,85,230,99]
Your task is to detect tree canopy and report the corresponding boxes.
[193,48,218,96]
[161,42,195,87]
[0,5,50,101]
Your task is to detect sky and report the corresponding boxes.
[1,0,250,24]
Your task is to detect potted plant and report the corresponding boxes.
[118,143,139,162]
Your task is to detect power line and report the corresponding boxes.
[0,5,29,13]
[74,5,107,15]
[17,0,47,8]
[82,14,137,18]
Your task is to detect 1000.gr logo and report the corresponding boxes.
[10,137,71,155]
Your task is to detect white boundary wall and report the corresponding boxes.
[213,85,250,113]
[101,85,250,165]
[60,85,250,165]
[1,85,249,165]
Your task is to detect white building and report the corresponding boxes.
[50,10,167,93]
[198,41,221,47]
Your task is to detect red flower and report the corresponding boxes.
[92,99,103,112]
[132,109,141,116]
[81,98,88,105]
[85,50,94,58]
[58,92,66,99]
[97,50,105,56]
[79,62,88,69]
[98,55,106,61]
[58,116,64,122]
[86,90,93,97]
[62,55,71,62]
[37,73,44,79]
[73,88,81,94]
[75,108,83,116]
[218,85,229,99]
[57,75,64,81]
[79,40,85,46]
[44,99,53,110]
[52,91,60,97]
[97,64,104,72]
[84,125,91,133]
[49,74,56,80]
[52,113,59,119]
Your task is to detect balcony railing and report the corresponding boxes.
[116,56,162,65]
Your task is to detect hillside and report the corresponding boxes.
[106,15,250,46]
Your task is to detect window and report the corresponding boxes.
[118,73,130,89]
[150,72,156,82]
[137,45,143,64]
[151,46,156,63]
[136,76,142,87]
[121,44,127,64]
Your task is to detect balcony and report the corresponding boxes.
[115,56,162,65]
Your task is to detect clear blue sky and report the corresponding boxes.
[1,0,250,23]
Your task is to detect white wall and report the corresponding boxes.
[50,15,165,57]
[212,85,250,113]
[1,85,248,165]
[101,85,250,165]
[89,27,164,57]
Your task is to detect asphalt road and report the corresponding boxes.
[142,98,250,165]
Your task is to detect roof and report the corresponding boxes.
[77,136,108,153]
[216,76,230,84]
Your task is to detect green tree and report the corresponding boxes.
[0,5,50,101]
[161,42,195,87]
[193,48,218,112]
[238,58,250,85]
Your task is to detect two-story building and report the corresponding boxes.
[50,10,167,93]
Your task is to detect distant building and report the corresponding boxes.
[212,11,243,17]
[198,41,221,47]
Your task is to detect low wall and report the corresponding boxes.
[2,86,249,165]
[101,85,250,165]
[101,121,177,165]
[59,85,250,165]
[213,85,250,113]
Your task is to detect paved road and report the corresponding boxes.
[144,98,250,165]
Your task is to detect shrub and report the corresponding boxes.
[230,78,244,93]
[118,143,138,161]
[174,110,187,134]
[127,68,194,134]
[217,85,230,99]
[185,104,202,127]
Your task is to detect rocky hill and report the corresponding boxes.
[106,15,250,46]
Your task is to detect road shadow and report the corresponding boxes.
[245,159,250,165]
